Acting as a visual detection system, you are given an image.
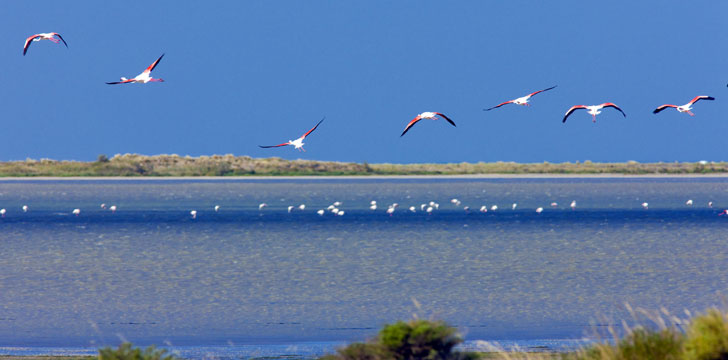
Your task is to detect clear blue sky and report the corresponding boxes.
[2,1,727,164]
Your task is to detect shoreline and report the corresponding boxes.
[0,173,728,181]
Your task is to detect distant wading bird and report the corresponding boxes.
[484,86,557,111]
[400,112,455,137]
[259,117,325,151]
[23,32,67,56]
[106,54,165,84]
[562,103,626,123]
[653,96,714,116]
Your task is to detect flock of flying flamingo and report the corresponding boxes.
[17,32,728,218]
[22,31,722,152]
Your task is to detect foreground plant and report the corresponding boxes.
[322,319,478,360]
[98,342,177,360]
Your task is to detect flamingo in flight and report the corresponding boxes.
[484,86,557,111]
[106,54,165,84]
[400,112,455,137]
[259,117,325,151]
[23,33,68,56]
[562,103,625,123]
[653,96,714,116]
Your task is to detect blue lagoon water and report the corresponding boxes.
[0,177,727,357]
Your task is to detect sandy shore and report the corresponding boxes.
[0,174,727,181]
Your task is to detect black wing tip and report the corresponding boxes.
[652,109,660,114]
[706,96,715,100]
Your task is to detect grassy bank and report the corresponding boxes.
[0,154,726,177]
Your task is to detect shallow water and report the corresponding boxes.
[0,178,727,356]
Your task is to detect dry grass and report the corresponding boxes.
[0,155,726,177]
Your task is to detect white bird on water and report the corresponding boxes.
[426,206,434,214]
[642,202,649,209]
[337,210,345,216]
[190,210,197,219]
[109,205,117,213]
[708,201,713,208]
[214,205,220,212]
[73,208,81,216]
[570,200,576,210]
[100,203,106,209]
[333,201,342,207]
[287,206,294,213]
[22,205,28,212]
[536,207,543,214]
[386,207,395,216]
[512,203,517,210]
[0,209,6,217]
[685,199,693,206]
[298,204,306,211]
[490,205,498,211]
[480,206,488,213]
[550,202,558,208]
[259,203,267,210]
[317,209,325,216]
[409,206,416,213]
[370,204,377,211]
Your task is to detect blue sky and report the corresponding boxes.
[1,1,726,164]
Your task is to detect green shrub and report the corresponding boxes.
[323,319,478,360]
[683,309,728,360]
[98,342,177,360]
[378,320,463,360]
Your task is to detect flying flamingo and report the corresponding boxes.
[653,96,714,116]
[400,112,455,137]
[259,117,325,151]
[562,103,626,123]
[106,54,165,84]
[23,33,67,56]
[484,86,557,111]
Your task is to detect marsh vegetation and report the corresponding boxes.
[0,154,725,177]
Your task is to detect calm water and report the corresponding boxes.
[1,177,727,357]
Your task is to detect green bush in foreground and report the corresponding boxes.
[322,319,479,360]
[571,308,728,360]
[682,309,728,360]
[98,342,177,360]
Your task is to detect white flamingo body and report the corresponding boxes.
[107,54,165,84]
[485,86,557,111]
[400,112,456,137]
[23,32,68,56]
[259,118,325,151]
[563,103,626,123]
[653,96,714,116]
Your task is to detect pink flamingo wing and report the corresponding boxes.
[484,100,514,111]
[400,116,423,137]
[22,34,40,55]
[562,105,587,123]
[144,54,165,73]
[653,104,677,114]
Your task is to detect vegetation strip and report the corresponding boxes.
[0,154,726,177]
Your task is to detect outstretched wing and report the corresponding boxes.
[529,85,557,97]
[400,116,423,137]
[144,54,165,74]
[653,104,677,114]
[562,105,587,123]
[106,79,136,85]
[52,33,68,48]
[301,117,325,139]
[23,34,40,56]
[601,103,626,117]
[484,100,514,111]
[259,143,290,149]
[435,112,456,127]
[690,95,714,104]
